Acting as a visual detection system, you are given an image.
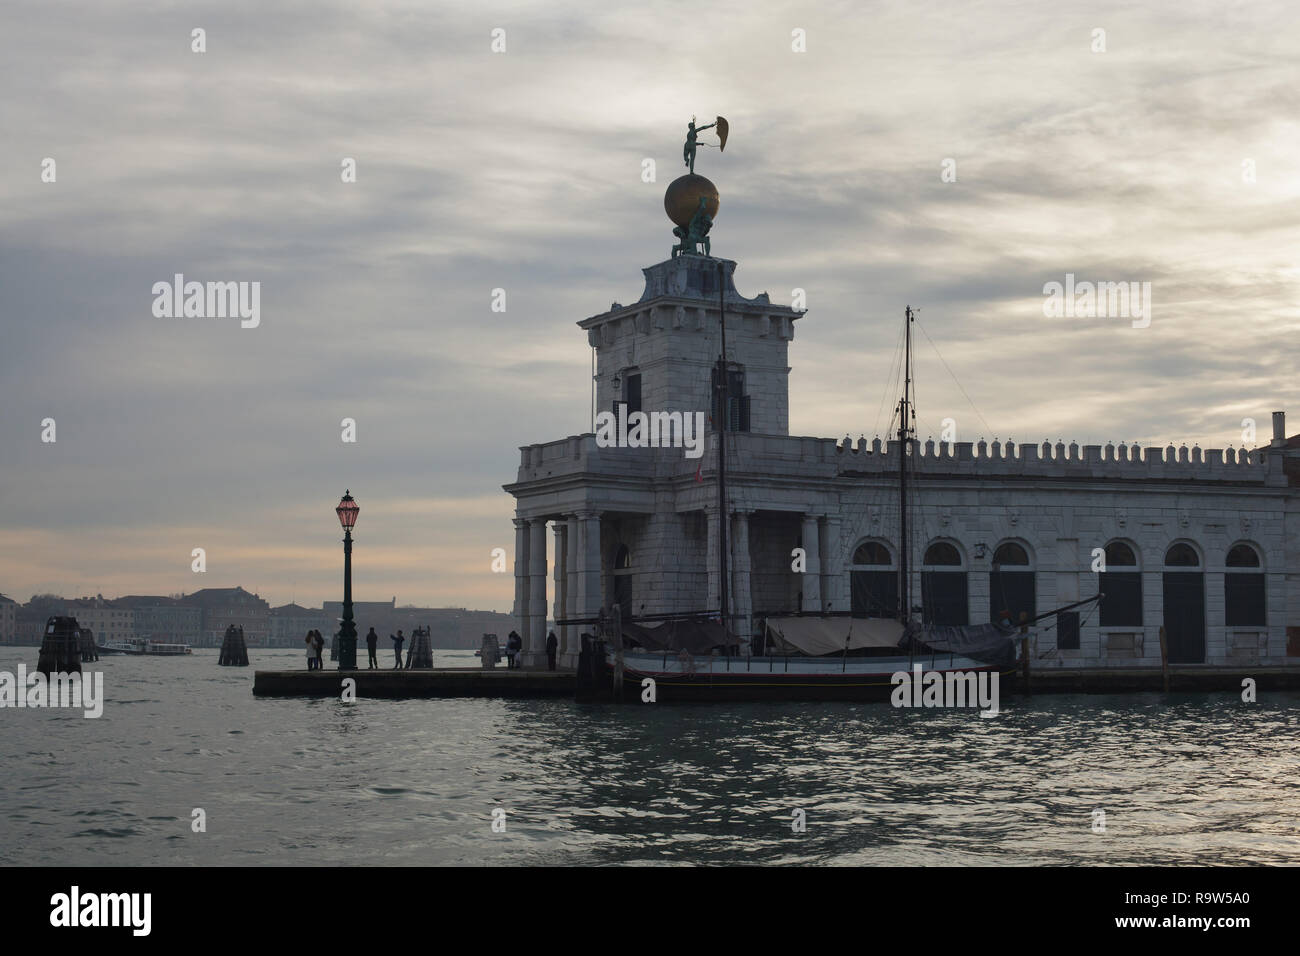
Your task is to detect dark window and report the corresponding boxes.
[1226,544,1260,567]
[922,572,967,625]
[1225,574,1265,626]
[993,542,1029,566]
[851,571,897,617]
[623,373,641,416]
[614,545,631,570]
[853,542,892,565]
[924,542,962,566]
[989,571,1035,624]
[712,365,750,433]
[1165,543,1199,567]
[1099,572,1142,626]
[1057,611,1080,650]
[1105,542,1137,567]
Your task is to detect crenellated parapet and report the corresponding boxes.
[831,435,1282,485]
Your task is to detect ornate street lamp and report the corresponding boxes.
[335,490,360,670]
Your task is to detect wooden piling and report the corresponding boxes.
[37,616,82,676]
[404,626,433,669]
[1158,626,1169,692]
[77,626,99,662]
[218,623,249,666]
[1019,611,1030,694]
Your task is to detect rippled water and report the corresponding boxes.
[2,647,1297,865]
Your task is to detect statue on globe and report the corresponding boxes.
[671,195,713,258]
[683,115,728,174]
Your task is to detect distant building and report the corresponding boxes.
[269,603,335,648]
[0,594,16,644]
[185,587,271,647]
[66,595,135,645]
[320,598,514,648]
[116,596,203,645]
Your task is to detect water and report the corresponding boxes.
[2,648,1297,865]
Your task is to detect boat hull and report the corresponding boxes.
[585,652,1019,703]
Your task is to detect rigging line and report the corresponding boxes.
[915,316,995,441]
[873,315,907,440]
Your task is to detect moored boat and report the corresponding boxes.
[96,637,193,656]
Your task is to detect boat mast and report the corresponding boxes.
[898,305,914,626]
[716,261,730,645]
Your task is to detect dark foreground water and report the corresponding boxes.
[2,648,1297,866]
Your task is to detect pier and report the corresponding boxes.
[251,663,1300,700]
[252,667,575,698]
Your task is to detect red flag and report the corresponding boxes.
[694,462,703,483]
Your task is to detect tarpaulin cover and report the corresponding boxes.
[765,616,906,656]
[621,619,730,655]
[909,621,1019,666]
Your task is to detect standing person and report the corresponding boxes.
[304,630,315,671]
[391,630,405,668]
[506,630,520,669]
[365,627,379,669]
[546,630,558,671]
[312,630,325,670]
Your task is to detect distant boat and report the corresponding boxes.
[97,638,193,656]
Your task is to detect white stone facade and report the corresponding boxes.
[505,254,1300,670]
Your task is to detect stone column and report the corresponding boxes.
[576,511,603,625]
[512,517,530,639]
[526,517,548,668]
[732,510,753,646]
[553,521,568,665]
[801,514,822,612]
[821,516,845,613]
[564,515,580,668]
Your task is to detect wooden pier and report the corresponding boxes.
[253,667,575,698]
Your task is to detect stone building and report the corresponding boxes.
[0,594,16,644]
[117,595,203,645]
[269,603,336,648]
[505,252,1300,671]
[66,596,135,645]
[186,587,271,647]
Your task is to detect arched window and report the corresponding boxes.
[1100,540,1142,627]
[854,541,892,565]
[1226,544,1261,568]
[1105,542,1138,567]
[1225,542,1265,626]
[990,541,1034,625]
[1163,542,1205,664]
[924,542,962,566]
[850,540,896,618]
[922,541,967,625]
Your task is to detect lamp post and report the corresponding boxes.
[335,490,360,670]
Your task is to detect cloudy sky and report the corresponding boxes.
[2,0,1297,612]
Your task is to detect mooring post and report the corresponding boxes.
[1019,612,1030,694]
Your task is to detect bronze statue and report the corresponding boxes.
[683,115,728,174]
[671,195,713,257]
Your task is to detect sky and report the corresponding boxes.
[1,0,1297,612]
